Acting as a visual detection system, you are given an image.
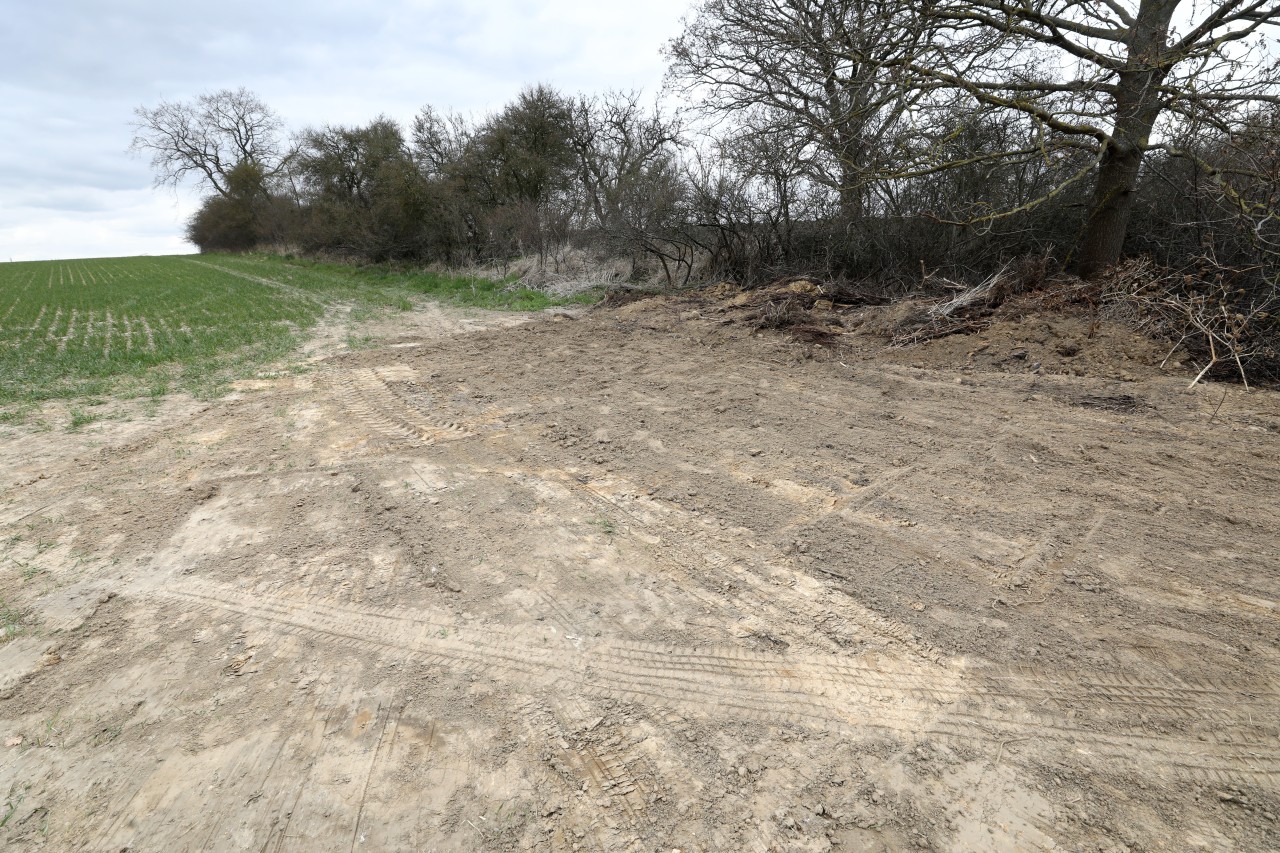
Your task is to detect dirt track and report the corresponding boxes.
[1,297,1278,852]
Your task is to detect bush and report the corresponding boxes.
[185,195,260,252]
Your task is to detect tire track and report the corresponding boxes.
[550,470,946,662]
[323,357,939,661]
[518,700,653,852]
[349,699,395,852]
[315,359,1274,746]
[331,369,473,447]
[152,579,1280,790]
[309,354,1280,790]
[184,259,326,304]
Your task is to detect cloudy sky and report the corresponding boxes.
[0,0,692,262]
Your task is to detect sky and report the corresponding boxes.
[0,0,693,262]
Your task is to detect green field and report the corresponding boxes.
[0,254,594,411]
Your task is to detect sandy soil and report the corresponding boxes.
[1,295,1278,852]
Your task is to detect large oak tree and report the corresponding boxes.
[904,0,1280,276]
[131,87,287,199]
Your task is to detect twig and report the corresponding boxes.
[1188,359,1217,390]
[1208,388,1229,424]
[994,736,1031,766]
[1159,334,1191,368]
[889,317,991,347]
[1233,348,1250,391]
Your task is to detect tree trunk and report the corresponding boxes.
[1073,0,1178,279]
[837,180,865,221]
[1074,129,1150,279]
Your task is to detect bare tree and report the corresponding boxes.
[568,91,682,232]
[665,0,940,218]
[904,0,1280,277]
[131,87,288,199]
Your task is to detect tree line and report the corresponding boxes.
[133,0,1280,293]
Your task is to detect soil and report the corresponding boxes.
[1,292,1278,852]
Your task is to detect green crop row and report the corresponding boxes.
[0,254,598,408]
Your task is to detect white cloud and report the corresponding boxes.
[0,190,198,263]
[0,0,693,261]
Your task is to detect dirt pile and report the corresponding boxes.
[651,272,1191,386]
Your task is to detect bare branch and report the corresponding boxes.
[131,88,286,198]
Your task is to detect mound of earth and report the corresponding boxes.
[646,276,1183,385]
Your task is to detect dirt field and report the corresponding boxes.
[2,293,1278,852]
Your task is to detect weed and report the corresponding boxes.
[16,561,45,581]
[0,405,34,425]
[0,601,24,643]
[345,333,380,350]
[34,712,64,747]
[348,305,378,324]
[589,516,618,536]
[67,408,101,431]
[0,792,21,829]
